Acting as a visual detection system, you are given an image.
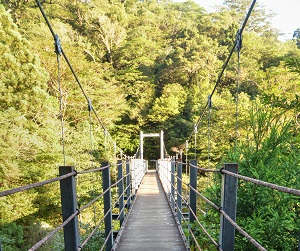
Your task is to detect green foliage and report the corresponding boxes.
[227,103,300,250]
[0,221,23,251]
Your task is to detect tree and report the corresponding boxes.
[223,0,277,36]
[0,5,63,249]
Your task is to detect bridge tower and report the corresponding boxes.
[140,130,164,160]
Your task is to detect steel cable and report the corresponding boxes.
[159,164,221,250]
[28,210,79,251]
[77,164,110,174]
[189,163,220,173]
[169,171,222,250]
[187,183,267,250]
[56,53,66,165]
[79,173,130,212]
[79,180,133,250]
[173,192,202,250]
[78,209,110,251]
[0,171,76,197]
[35,0,121,152]
[219,208,266,251]
[186,0,257,144]
[100,181,136,251]
[221,169,300,196]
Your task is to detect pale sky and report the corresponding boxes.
[196,0,300,40]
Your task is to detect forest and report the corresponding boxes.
[0,0,299,250]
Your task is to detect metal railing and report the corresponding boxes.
[157,158,300,251]
[0,158,147,251]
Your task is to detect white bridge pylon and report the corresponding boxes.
[140,130,164,160]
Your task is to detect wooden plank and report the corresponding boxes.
[114,170,187,251]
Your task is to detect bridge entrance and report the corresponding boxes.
[139,130,164,160]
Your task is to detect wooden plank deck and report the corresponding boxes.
[113,170,187,251]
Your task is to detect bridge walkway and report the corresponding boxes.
[113,170,187,251]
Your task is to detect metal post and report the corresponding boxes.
[220,163,238,251]
[59,166,80,251]
[189,160,197,223]
[102,162,113,251]
[117,159,125,225]
[177,161,182,224]
[131,159,136,195]
[126,158,131,209]
[140,131,143,159]
[160,130,164,160]
[160,130,164,159]
[171,159,175,209]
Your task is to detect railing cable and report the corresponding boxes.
[177,191,221,250]
[0,171,76,197]
[189,163,220,173]
[168,172,221,250]
[221,169,300,196]
[159,162,221,250]
[219,208,266,251]
[187,183,266,250]
[76,164,110,174]
[28,210,79,251]
[78,208,111,251]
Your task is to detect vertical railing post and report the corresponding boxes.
[189,160,197,223]
[117,159,125,225]
[59,166,80,251]
[220,163,238,251]
[126,158,131,209]
[177,161,182,224]
[171,159,175,209]
[168,160,171,194]
[102,162,113,251]
[131,159,136,195]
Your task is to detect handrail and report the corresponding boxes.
[221,169,300,196]
[0,171,76,197]
[157,159,299,250]
[0,158,146,251]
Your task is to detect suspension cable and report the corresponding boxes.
[194,124,197,159]
[88,98,94,163]
[207,95,212,165]
[55,39,66,165]
[235,29,242,151]
[35,0,120,153]
[186,0,257,144]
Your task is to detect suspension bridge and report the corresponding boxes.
[1,130,300,251]
[1,0,300,250]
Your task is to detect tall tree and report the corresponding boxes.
[223,0,277,36]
